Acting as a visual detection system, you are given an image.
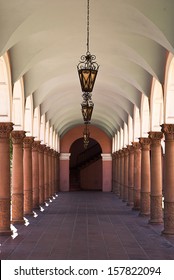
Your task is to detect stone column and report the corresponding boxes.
[148,132,163,224]
[57,152,60,193]
[32,140,40,209]
[54,151,57,194]
[44,147,49,201]
[123,148,129,202]
[23,136,34,215]
[120,150,124,199]
[132,142,141,210]
[38,144,45,205]
[127,145,134,206]
[161,124,174,234]
[11,130,26,224]
[52,150,55,196]
[48,148,52,198]
[139,137,151,216]
[116,151,120,197]
[0,122,13,235]
[112,153,116,193]
[54,152,58,194]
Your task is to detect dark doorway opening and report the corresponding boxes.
[69,138,102,191]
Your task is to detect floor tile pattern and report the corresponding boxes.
[1,192,174,260]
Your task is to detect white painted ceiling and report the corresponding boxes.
[0,0,174,138]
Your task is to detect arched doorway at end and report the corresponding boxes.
[69,138,102,191]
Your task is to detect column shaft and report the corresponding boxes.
[11,130,26,224]
[132,142,141,210]
[120,150,124,199]
[23,136,34,215]
[127,145,134,206]
[32,141,40,209]
[0,122,13,235]
[38,144,45,205]
[44,147,50,201]
[123,148,129,202]
[148,132,163,224]
[139,137,151,216]
[161,124,174,234]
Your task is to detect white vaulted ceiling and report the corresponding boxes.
[0,0,174,137]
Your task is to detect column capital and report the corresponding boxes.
[32,140,41,151]
[23,136,34,148]
[0,122,13,138]
[132,141,141,150]
[123,147,129,156]
[139,137,151,150]
[11,130,26,144]
[119,149,124,157]
[38,144,46,153]
[161,124,174,140]
[127,144,134,154]
[148,131,163,146]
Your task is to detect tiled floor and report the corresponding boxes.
[1,191,174,260]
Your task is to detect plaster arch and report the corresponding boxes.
[12,78,24,130]
[24,95,33,136]
[133,105,141,141]
[60,125,112,154]
[33,106,40,140]
[164,53,174,124]
[60,125,112,193]
[141,94,150,137]
[150,77,164,131]
[0,53,12,122]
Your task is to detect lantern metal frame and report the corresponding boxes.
[77,0,99,93]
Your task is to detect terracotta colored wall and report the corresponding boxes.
[60,158,69,191]
[102,159,112,192]
[61,125,111,153]
[80,159,102,190]
[60,125,112,192]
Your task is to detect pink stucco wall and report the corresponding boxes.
[61,125,111,153]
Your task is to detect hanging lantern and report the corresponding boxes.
[77,0,99,93]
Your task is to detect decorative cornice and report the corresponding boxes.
[101,153,112,161]
[60,153,71,160]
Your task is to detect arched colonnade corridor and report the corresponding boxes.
[1,0,174,260]
[1,52,174,259]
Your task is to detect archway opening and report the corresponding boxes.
[69,138,102,191]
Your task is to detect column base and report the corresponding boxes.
[24,211,33,216]
[140,191,150,217]
[150,195,163,224]
[139,212,150,217]
[0,229,13,236]
[161,229,174,235]
[163,201,174,235]
[149,218,163,224]
[11,219,25,225]
[132,206,140,211]
[127,202,134,207]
